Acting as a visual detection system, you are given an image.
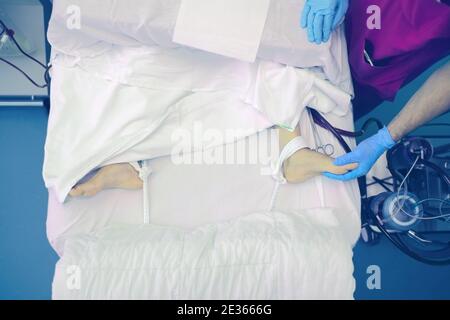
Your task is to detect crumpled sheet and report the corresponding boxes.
[52,210,355,300]
[45,0,360,300]
[47,0,353,93]
[44,0,355,202]
[44,50,352,202]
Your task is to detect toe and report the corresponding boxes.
[81,181,102,197]
[69,181,101,197]
[69,186,83,197]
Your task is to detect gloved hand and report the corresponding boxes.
[300,0,349,44]
[323,127,396,181]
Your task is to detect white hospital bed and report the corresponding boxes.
[44,0,361,299]
[47,111,361,299]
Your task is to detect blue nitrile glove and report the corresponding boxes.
[323,127,396,181]
[300,0,349,44]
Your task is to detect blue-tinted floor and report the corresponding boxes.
[0,106,58,300]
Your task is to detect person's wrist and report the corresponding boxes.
[378,127,396,149]
[387,123,403,142]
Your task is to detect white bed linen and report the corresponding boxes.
[173,0,271,62]
[44,51,352,203]
[52,210,356,299]
[47,93,361,300]
[44,7,361,297]
[47,0,353,93]
[49,118,360,299]
[47,111,361,256]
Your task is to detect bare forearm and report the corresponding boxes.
[388,61,450,141]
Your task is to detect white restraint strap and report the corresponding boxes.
[130,161,153,224]
[268,136,309,211]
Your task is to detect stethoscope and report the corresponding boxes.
[307,109,336,157]
[316,143,335,156]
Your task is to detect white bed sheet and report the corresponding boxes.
[52,210,356,299]
[172,0,272,62]
[47,110,361,257]
[48,110,360,300]
[47,0,353,93]
[44,51,352,203]
[44,14,361,297]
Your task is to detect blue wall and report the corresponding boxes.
[0,0,56,300]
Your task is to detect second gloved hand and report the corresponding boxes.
[323,127,396,181]
[300,0,349,44]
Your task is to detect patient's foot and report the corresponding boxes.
[283,148,357,183]
[69,163,143,197]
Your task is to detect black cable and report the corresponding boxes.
[420,159,450,187]
[371,176,393,192]
[0,56,48,88]
[307,108,352,152]
[8,27,47,68]
[0,19,50,88]
[372,212,450,265]
[309,107,384,139]
[370,158,450,265]
[367,176,394,185]
[310,107,448,141]
[359,117,385,134]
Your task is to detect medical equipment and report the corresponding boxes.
[306,110,335,156]
[310,107,450,265]
[362,137,450,265]
[0,16,50,88]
